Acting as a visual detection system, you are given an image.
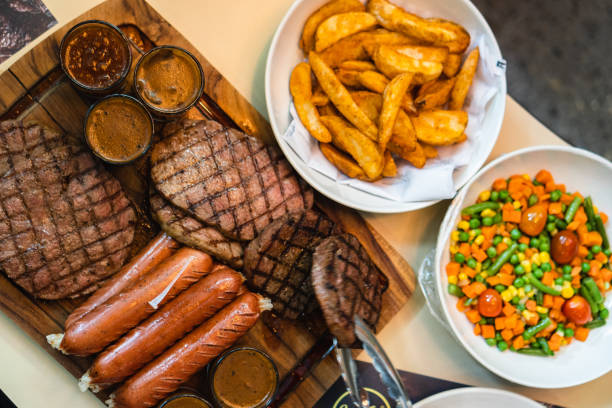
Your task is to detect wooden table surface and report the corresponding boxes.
[0,1,610,408]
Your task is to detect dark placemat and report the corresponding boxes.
[314,361,563,407]
[0,388,17,408]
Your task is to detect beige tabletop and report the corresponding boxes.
[0,1,610,407]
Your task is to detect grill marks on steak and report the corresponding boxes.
[0,121,135,299]
[244,210,341,319]
[311,233,388,347]
[149,188,244,268]
[151,120,313,241]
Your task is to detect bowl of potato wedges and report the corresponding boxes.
[265,0,506,212]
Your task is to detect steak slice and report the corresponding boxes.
[0,121,136,299]
[243,210,341,319]
[311,233,388,347]
[150,119,314,241]
[149,188,244,268]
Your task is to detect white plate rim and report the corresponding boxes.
[413,387,544,408]
[264,0,507,213]
[435,144,612,388]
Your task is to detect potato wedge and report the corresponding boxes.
[336,69,363,88]
[449,47,479,110]
[290,62,332,143]
[415,77,456,110]
[312,84,330,106]
[350,91,383,123]
[318,103,339,116]
[357,70,417,114]
[320,115,384,179]
[412,109,468,146]
[367,0,470,53]
[382,150,397,177]
[443,53,462,77]
[373,44,443,84]
[315,12,378,52]
[320,142,379,181]
[379,72,413,148]
[401,141,427,168]
[309,51,378,140]
[339,60,377,71]
[300,0,364,53]
[421,143,438,159]
[394,44,449,63]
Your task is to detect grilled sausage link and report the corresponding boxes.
[48,248,212,356]
[80,268,244,391]
[65,233,180,328]
[107,292,271,408]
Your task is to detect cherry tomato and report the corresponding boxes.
[562,296,592,325]
[519,205,547,236]
[478,289,503,317]
[551,230,579,264]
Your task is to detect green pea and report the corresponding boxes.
[469,218,481,229]
[494,284,506,293]
[458,231,470,242]
[448,283,464,297]
[482,259,492,269]
[473,228,482,237]
[487,247,497,258]
[524,284,533,293]
[600,308,609,319]
[510,229,521,240]
[546,222,556,232]
[510,254,519,265]
[582,262,591,273]
[565,328,575,338]
[562,273,572,281]
[499,190,509,201]
[511,296,520,305]
[539,242,550,252]
[491,191,500,201]
[528,194,538,207]
[587,223,594,232]
[533,269,544,279]
[486,338,497,346]
[530,238,540,248]
[495,332,503,342]
[475,274,485,283]
[557,323,564,331]
[493,213,503,224]
[482,217,493,226]
[562,264,572,274]
[517,303,526,311]
[554,277,564,285]
[541,262,551,272]
[518,243,528,252]
[514,265,525,275]
[547,215,556,223]
[586,252,594,260]
[514,277,525,288]
[467,258,477,269]
[479,318,487,325]
[592,245,602,254]
[454,253,466,264]
[493,235,503,245]
[550,190,562,202]
[604,248,612,256]
[497,340,508,351]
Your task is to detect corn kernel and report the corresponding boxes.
[518,288,526,298]
[450,245,459,254]
[539,252,550,263]
[469,230,477,239]
[508,285,518,297]
[522,174,531,181]
[561,286,574,299]
[503,237,512,245]
[522,310,537,322]
[518,252,526,262]
[531,253,541,266]
[479,190,491,201]
[476,262,482,273]
[474,235,485,245]
[458,221,470,231]
[536,306,549,314]
[448,275,458,285]
[563,280,571,289]
[520,260,532,273]
[513,200,522,209]
[480,272,488,279]
[451,231,460,241]
[528,290,535,298]
[501,290,513,302]
[481,208,496,218]
[458,272,468,281]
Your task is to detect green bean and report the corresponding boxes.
[448,283,464,297]
[526,273,561,296]
[564,196,582,224]
[555,218,568,230]
[536,290,544,306]
[579,286,599,315]
[487,243,518,276]
[583,277,604,305]
[517,348,549,357]
[584,197,597,224]
[464,297,476,306]
[594,214,610,250]
[461,201,500,216]
[538,338,554,356]
[584,318,606,329]
[523,317,552,340]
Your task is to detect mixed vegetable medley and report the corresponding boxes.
[446,170,611,356]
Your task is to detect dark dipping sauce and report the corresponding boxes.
[159,394,212,408]
[212,349,278,408]
[61,21,130,91]
[85,95,152,164]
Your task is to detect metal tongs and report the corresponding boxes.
[335,316,412,408]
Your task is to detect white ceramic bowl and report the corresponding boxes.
[435,145,612,388]
[414,387,543,408]
[265,0,506,213]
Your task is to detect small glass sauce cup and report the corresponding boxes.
[60,20,132,95]
[133,45,204,120]
[158,393,213,408]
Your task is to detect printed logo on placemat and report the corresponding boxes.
[332,387,391,408]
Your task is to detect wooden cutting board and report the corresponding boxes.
[0,0,416,406]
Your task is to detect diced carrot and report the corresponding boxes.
[524,313,539,326]
[495,317,506,330]
[481,226,496,240]
[548,202,562,215]
[473,249,487,263]
[557,184,566,193]
[508,178,526,195]
[456,297,468,312]
[541,272,555,287]
[586,232,603,247]
[462,284,477,299]
[513,320,525,335]
[463,266,477,278]
[510,191,523,202]
[502,202,514,212]
[589,260,601,277]
[486,276,501,286]
[526,300,537,312]
[471,281,487,296]
[601,268,612,284]
[474,324,481,336]
[549,309,566,322]
[503,209,521,223]
[543,294,554,309]
[573,207,587,224]
[481,325,495,339]
[459,242,471,257]
[466,309,481,323]
[461,214,471,221]
[498,272,515,286]
[492,178,507,191]
[512,336,525,350]
[595,252,608,264]
[545,180,556,193]
[600,212,608,224]
[548,333,562,351]
[505,313,518,329]
[535,170,552,184]
[567,221,580,231]
[552,296,565,310]
[575,327,590,342]
[565,322,576,330]
[503,303,516,317]
[497,242,509,254]
[518,236,530,245]
[577,245,589,258]
[501,328,513,341]
[446,262,461,276]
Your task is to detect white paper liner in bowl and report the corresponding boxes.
[283,35,506,203]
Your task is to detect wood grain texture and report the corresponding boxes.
[0,0,416,407]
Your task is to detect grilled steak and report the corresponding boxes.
[0,121,136,299]
[311,233,388,347]
[150,119,314,241]
[150,188,244,268]
[243,210,341,319]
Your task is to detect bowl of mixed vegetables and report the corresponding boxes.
[435,145,612,388]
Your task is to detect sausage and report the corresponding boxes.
[47,248,212,356]
[65,233,180,328]
[107,292,271,408]
[80,268,245,391]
